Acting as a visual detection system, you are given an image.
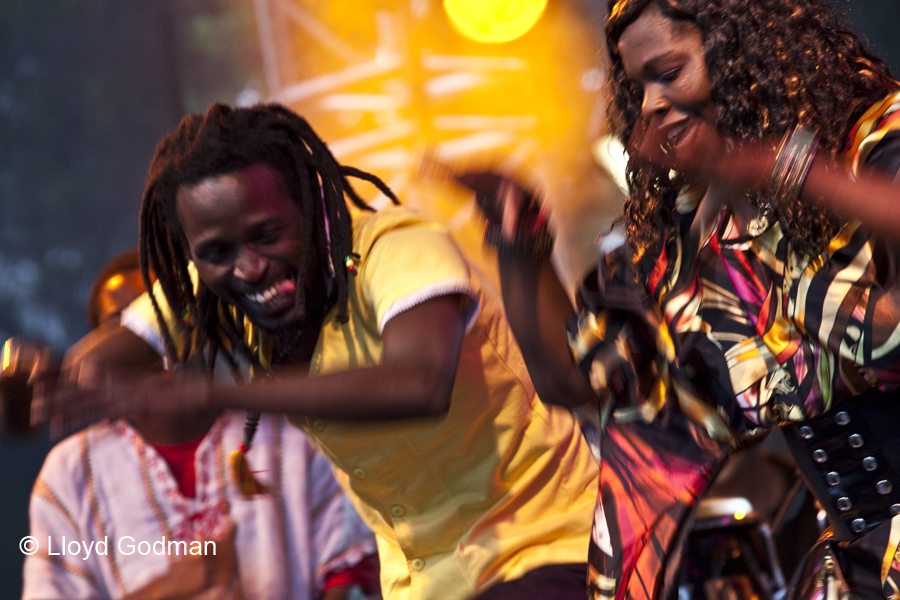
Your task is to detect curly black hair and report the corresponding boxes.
[139,102,399,372]
[605,0,897,273]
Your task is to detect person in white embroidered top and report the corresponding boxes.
[22,250,380,600]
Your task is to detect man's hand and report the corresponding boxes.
[46,363,211,439]
[0,336,59,437]
[122,522,238,600]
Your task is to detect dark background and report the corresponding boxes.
[1,0,899,594]
[0,0,262,592]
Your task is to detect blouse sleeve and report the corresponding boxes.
[22,437,107,600]
[568,244,677,417]
[797,95,900,389]
[864,130,900,180]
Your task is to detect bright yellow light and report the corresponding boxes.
[1,338,11,373]
[733,511,747,520]
[443,0,548,43]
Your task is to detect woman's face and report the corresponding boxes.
[175,163,323,332]
[618,4,718,167]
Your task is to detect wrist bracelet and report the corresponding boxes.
[767,125,819,206]
[484,223,555,262]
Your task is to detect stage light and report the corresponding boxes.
[252,0,614,290]
[443,0,548,43]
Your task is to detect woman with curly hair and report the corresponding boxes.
[483,0,900,597]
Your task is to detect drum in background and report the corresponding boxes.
[680,497,787,600]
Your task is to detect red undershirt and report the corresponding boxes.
[151,436,379,593]
[151,436,204,499]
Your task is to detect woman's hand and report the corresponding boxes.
[459,170,546,243]
[456,173,598,408]
[631,112,723,176]
[632,113,778,191]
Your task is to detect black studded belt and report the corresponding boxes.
[782,387,900,542]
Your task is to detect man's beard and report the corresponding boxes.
[257,294,329,366]
[248,268,333,364]
[266,320,303,349]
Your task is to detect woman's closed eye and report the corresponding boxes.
[657,68,681,83]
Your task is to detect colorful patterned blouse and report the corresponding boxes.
[570,90,900,600]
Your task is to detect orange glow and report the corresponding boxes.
[104,273,126,291]
[443,0,548,43]
[252,0,618,290]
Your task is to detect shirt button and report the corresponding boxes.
[390,505,406,518]
[312,420,326,431]
[352,468,366,479]
[410,558,425,571]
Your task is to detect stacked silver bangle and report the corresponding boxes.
[749,126,819,237]
[767,126,820,207]
[484,222,555,262]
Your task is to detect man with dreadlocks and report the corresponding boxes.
[65,102,599,600]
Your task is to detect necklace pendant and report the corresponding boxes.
[748,214,768,237]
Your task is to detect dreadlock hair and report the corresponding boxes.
[605,0,898,276]
[138,102,399,373]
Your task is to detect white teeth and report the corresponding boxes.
[247,280,287,306]
[666,118,693,142]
